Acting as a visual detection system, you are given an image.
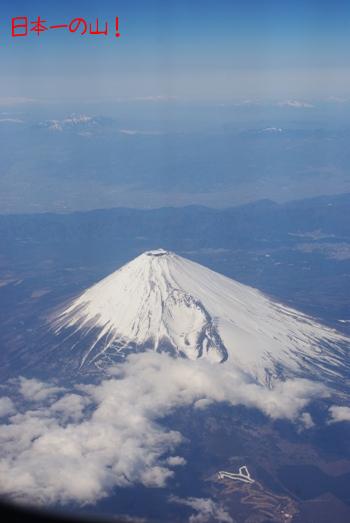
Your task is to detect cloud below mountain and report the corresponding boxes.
[169,496,234,523]
[0,352,329,506]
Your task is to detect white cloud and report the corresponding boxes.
[18,377,64,402]
[299,412,315,429]
[166,455,186,466]
[170,496,234,523]
[232,99,258,106]
[328,405,350,423]
[0,397,16,417]
[49,394,89,422]
[0,352,327,506]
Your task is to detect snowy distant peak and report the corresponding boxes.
[277,100,314,109]
[39,114,93,132]
[53,249,349,386]
[38,114,113,133]
[63,114,93,125]
[260,127,283,133]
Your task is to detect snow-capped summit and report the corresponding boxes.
[53,249,348,385]
[37,114,114,133]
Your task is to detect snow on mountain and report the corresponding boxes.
[277,100,314,108]
[53,249,348,386]
[38,114,92,132]
[38,114,113,133]
[260,127,283,133]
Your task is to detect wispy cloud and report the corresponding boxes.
[170,496,234,523]
[277,100,314,108]
[328,96,349,103]
[0,118,24,124]
[119,129,164,136]
[0,97,37,106]
[130,96,178,102]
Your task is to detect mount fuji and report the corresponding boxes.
[52,249,349,386]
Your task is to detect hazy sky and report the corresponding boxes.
[1,0,350,102]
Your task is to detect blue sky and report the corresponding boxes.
[0,1,350,213]
[1,0,350,101]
